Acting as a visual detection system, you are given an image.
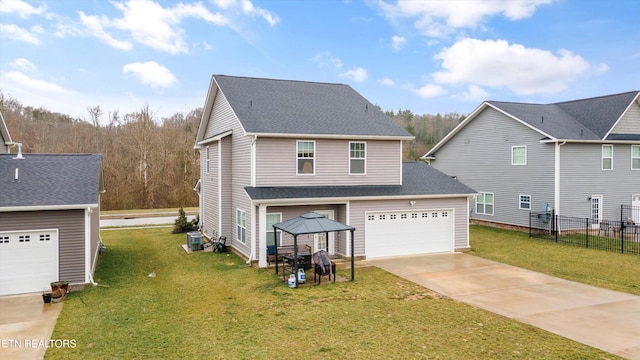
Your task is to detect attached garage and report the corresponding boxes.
[365,209,454,258]
[0,229,59,296]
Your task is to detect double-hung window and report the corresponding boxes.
[297,140,315,175]
[476,192,494,215]
[266,213,282,247]
[236,209,246,243]
[349,142,366,174]
[512,146,527,165]
[632,145,640,170]
[519,194,531,210]
[205,146,211,174]
[602,144,613,170]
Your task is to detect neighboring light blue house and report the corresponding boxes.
[423,91,640,228]
[194,75,477,267]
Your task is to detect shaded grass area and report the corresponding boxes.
[470,225,640,296]
[48,228,620,359]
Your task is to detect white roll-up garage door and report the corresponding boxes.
[365,210,453,258]
[0,229,59,296]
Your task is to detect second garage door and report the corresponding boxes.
[365,210,453,258]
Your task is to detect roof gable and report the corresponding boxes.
[0,154,103,208]
[1,111,13,146]
[209,75,412,138]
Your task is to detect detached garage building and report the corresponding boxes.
[0,152,104,296]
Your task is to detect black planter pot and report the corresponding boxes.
[42,293,52,303]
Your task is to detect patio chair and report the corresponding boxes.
[213,236,227,253]
[598,221,611,237]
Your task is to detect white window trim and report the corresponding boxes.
[236,209,246,244]
[476,192,494,216]
[602,144,613,171]
[296,140,315,175]
[512,145,527,165]
[266,212,282,247]
[519,194,531,210]
[205,146,210,174]
[631,145,640,170]
[349,141,366,175]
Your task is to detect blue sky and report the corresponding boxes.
[1,0,638,123]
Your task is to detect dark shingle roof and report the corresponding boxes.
[213,75,412,138]
[488,91,639,140]
[0,153,103,208]
[244,162,476,201]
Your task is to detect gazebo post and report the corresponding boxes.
[273,225,279,274]
[350,229,355,281]
[293,234,299,288]
[325,231,329,251]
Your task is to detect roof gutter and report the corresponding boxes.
[247,193,478,205]
[0,204,99,212]
[540,139,640,144]
[245,132,414,141]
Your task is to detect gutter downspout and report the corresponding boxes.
[246,135,259,265]
[554,141,566,217]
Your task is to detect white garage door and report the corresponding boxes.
[0,229,59,296]
[365,210,453,258]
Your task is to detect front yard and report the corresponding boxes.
[47,227,625,359]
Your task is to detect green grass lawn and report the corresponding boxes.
[469,224,640,296]
[47,227,623,359]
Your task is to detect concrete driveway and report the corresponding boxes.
[0,293,63,360]
[369,253,640,360]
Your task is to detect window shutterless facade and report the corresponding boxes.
[512,146,527,165]
[349,141,366,174]
[602,144,613,170]
[632,145,640,170]
[519,194,531,210]
[266,213,282,247]
[236,209,246,243]
[476,192,494,215]
[205,146,210,174]
[297,140,315,175]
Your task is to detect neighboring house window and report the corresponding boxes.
[602,145,613,170]
[236,209,246,243]
[519,194,531,210]
[476,192,494,215]
[205,146,210,174]
[512,146,527,165]
[349,142,366,174]
[297,140,315,175]
[266,213,282,247]
[632,145,640,170]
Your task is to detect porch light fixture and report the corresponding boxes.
[409,201,416,206]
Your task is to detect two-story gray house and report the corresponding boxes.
[194,75,476,267]
[423,91,640,228]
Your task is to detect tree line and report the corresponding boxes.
[1,92,463,210]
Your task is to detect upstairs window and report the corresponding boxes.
[349,142,366,174]
[632,145,640,170]
[512,146,527,165]
[205,146,211,174]
[297,141,315,175]
[602,145,613,170]
[476,192,494,215]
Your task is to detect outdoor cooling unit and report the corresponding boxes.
[187,232,202,251]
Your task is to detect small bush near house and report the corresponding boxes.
[171,207,198,234]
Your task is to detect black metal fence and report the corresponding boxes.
[530,207,640,256]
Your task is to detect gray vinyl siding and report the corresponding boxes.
[430,107,555,227]
[0,210,86,284]
[201,144,219,240]
[349,197,469,257]
[0,141,6,153]
[560,143,640,219]
[255,138,402,186]
[200,91,252,257]
[611,100,640,135]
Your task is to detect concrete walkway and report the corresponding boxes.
[369,253,640,360]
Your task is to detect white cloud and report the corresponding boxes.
[463,84,489,101]
[340,67,368,83]
[0,0,47,18]
[312,51,343,69]
[122,61,178,89]
[10,58,36,71]
[3,71,66,93]
[380,0,552,38]
[433,38,591,95]
[0,24,40,44]
[78,12,133,50]
[391,35,407,51]
[213,0,279,25]
[381,77,395,86]
[415,83,446,98]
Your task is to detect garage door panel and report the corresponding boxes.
[365,210,453,258]
[0,230,59,296]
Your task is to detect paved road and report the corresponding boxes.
[100,216,196,228]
